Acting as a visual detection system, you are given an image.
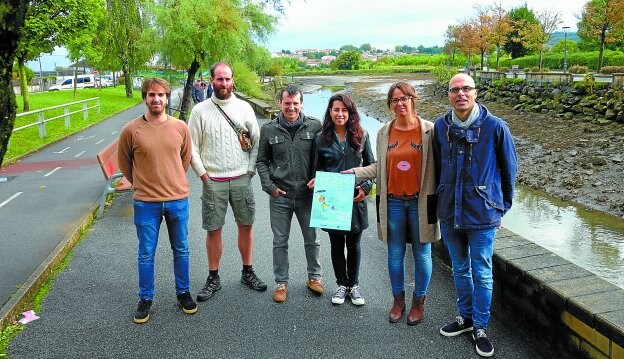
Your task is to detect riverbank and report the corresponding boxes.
[292,74,624,219]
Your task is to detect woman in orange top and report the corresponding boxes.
[349,82,440,325]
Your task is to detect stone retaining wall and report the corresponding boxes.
[432,228,624,359]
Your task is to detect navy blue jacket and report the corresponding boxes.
[432,104,517,229]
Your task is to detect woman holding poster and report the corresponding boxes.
[309,93,375,306]
[346,82,440,325]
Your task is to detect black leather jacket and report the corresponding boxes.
[313,130,376,232]
[256,113,321,198]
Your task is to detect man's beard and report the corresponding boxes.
[214,86,232,100]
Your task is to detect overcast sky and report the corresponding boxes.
[266,0,587,52]
[33,0,587,71]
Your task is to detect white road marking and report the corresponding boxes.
[74,151,86,158]
[0,192,23,209]
[111,131,118,135]
[96,139,104,145]
[54,147,70,154]
[44,167,62,177]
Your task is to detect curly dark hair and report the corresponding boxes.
[320,93,364,151]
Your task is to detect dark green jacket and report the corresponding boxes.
[256,113,321,198]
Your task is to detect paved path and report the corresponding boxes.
[0,90,181,310]
[6,116,542,358]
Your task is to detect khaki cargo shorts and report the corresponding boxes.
[201,174,255,231]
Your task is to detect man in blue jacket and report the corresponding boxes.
[433,73,517,358]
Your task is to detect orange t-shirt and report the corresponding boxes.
[387,125,422,196]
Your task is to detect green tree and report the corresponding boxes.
[331,51,361,70]
[359,43,372,52]
[340,44,358,51]
[15,0,103,111]
[517,10,562,70]
[504,5,539,58]
[578,0,624,70]
[551,39,578,53]
[151,0,277,121]
[104,0,150,98]
[0,1,28,166]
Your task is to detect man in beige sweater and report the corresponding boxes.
[188,62,266,302]
[118,77,197,324]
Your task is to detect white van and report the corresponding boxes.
[49,75,97,91]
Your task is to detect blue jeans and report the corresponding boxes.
[269,195,321,284]
[134,198,190,300]
[387,197,432,297]
[441,223,496,329]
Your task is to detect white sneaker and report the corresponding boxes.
[350,285,365,306]
[331,285,349,304]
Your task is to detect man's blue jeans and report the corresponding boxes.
[387,197,432,297]
[134,198,190,300]
[441,223,496,329]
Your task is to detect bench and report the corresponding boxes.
[511,65,521,73]
[96,139,132,218]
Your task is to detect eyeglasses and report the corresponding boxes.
[448,86,476,94]
[390,96,412,105]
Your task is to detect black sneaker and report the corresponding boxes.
[473,328,494,357]
[440,316,474,336]
[176,292,198,314]
[241,270,268,291]
[133,299,152,324]
[196,275,221,301]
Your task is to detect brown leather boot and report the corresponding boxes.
[388,291,406,323]
[407,294,425,326]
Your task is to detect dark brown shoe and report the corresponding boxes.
[388,291,405,323]
[407,295,425,326]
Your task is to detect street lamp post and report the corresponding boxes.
[563,26,570,73]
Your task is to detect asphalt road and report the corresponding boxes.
[0,90,181,310]
[6,113,543,358]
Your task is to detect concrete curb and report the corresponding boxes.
[0,202,99,332]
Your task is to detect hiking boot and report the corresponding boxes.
[176,292,198,315]
[473,328,494,357]
[273,283,288,303]
[133,299,152,324]
[196,275,221,301]
[306,278,324,295]
[388,291,405,323]
[241,270,268,291]
[331,285,349,305]
[440,316,474,336]
[349,285,365,306]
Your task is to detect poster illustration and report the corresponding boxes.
[309,171,355,230]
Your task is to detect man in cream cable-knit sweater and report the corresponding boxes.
[187,62,266,302]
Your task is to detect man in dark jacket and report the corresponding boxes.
[192,79,204,104]
[256,85,323,303]
[433,73,517,358]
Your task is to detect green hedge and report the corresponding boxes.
[499,50,624,71]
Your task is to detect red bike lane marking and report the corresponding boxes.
[1,159,99,175]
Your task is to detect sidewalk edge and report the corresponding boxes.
[0,203,99,331]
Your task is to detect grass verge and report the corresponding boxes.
[6,87,142,163]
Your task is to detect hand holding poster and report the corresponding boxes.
[309,171,355,230]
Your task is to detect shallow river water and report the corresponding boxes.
[302,86,624,289]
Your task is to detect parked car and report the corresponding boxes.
[49,74,97,91]
[96,78,113,88]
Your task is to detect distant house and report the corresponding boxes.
[69,59,94,74]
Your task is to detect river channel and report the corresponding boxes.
[301,86,624,289]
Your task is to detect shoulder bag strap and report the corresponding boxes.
[211,99,239,133]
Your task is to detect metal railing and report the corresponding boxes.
[13,97,100,139]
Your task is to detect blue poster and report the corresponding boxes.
[309,171,355,230]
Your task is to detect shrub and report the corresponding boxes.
[118,76,125,85]
[569,65,588,74]
[599,66,624,74]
